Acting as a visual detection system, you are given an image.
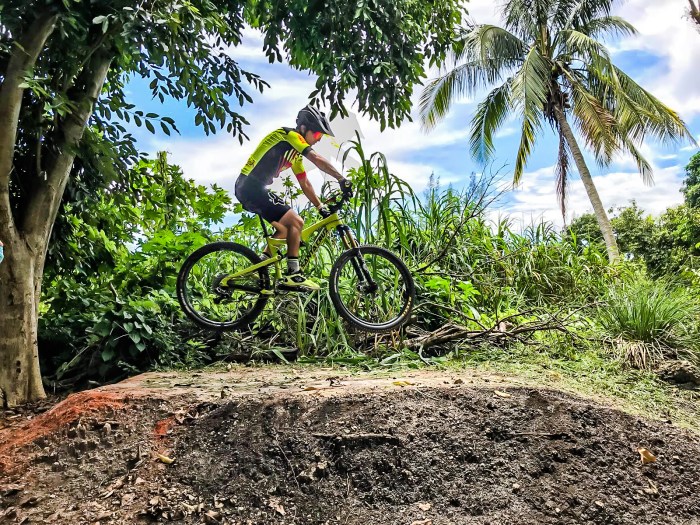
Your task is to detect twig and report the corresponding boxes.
[274,437,301,491]
[312,433,402,445]
[404,305,593,351]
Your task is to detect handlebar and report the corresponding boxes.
[324,189,353,215]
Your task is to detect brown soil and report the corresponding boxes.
[1,367,699,524]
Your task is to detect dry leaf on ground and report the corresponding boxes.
[494,390,512,398]
[268,497,286,516]
[155,453,174,464]
[417,502,432,511]
[393,381,415,387]
[638,447,657,464]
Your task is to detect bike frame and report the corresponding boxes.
[220,211,358,293]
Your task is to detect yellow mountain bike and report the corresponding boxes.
[176,190,415,333]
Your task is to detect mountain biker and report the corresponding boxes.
[234,105,352,291]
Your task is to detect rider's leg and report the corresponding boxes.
[277,209,304,261]
[264,222,288,257]
[276,210,318,291]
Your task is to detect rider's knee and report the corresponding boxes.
[283,213,303,232]
[292,215,304,231]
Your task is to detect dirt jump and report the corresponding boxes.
[1,367,699,524]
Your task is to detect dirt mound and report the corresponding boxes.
[2,382,699,524]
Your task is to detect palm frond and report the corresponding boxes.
[584,61,696,150]
[469,80,513,163]
[558,28,611,62]
[561,67,617,165]
[421,24,524,131]
[561,0,615,31]
[579,15,637,39]
[470,24,527,65]
[419,60,497,130]
[610,66,696,146]
[511,46,549,183]
[618,135,654,186]
[450,24,526,68]
[503,0,540,39]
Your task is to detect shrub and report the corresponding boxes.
[596,276,700,369]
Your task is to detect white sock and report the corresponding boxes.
[288,257,299,274]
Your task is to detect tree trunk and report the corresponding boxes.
[690,1,700,28]
[554,105,620,263]
[0,12,60,406]
[0,22,111,405]
[0,244,44,407]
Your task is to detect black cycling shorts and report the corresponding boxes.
[234,174,291,224]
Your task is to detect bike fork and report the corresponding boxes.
[336,226,377,292]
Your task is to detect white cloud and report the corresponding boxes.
[506,160,686,229]
[609,0,700,119]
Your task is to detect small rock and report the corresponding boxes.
[594,500,605,509]
[656,360,700,386]
[102,423,112,435]
[512,483,521,492]
[296,472,313,484]
[0,484,23,497]
[19,495,39,507]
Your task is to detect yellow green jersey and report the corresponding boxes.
[240,127,312,186]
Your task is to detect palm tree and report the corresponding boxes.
[420,0,695,262]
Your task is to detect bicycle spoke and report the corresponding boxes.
[333,249,411,328]
[182,248,266,326]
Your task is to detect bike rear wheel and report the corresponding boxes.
[329,245,415,333]
[177,242,270,330]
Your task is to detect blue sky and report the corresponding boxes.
[127,0,700,228]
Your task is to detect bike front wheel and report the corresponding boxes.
[329,245,415,333]
[177,242,270,330]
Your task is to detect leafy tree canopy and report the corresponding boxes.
[1,0,464,274]
[681,152,700,209]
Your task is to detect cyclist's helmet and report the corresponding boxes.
[296,105,334,136]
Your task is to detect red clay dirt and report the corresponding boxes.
[0,366,699,524]
[0,390,130,473]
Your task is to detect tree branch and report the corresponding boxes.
[403,306,590,351]
[24,51,113,252]
[0,11,59,244]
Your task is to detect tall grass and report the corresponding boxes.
[224,136,613,359]
[596,277,700,369]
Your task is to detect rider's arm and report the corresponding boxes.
[305,150,344,182]
[297,176,323,209]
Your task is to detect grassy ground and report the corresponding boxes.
[444,341,700,431]
[196,336,700,432]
